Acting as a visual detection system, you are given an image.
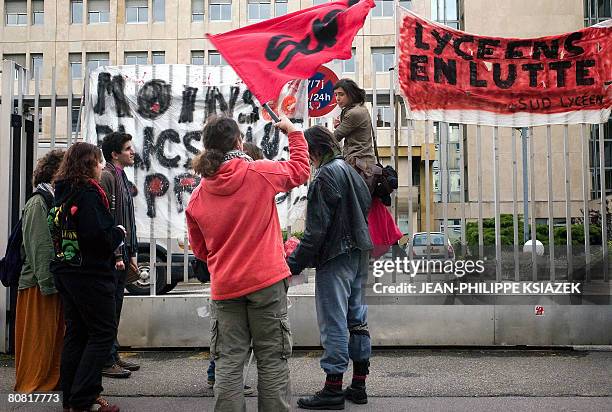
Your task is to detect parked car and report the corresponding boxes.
[410,232,455,260]
[126,239,210,295]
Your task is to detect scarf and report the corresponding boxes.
[222,150,253,164]
[36,182,54,196]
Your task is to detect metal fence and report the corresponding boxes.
[1,59,611,351]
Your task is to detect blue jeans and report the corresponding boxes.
[315,251,371,375]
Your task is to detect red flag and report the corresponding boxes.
[207,0,375,104]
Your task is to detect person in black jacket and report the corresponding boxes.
[49,142,125,412]
[287,126,373,410]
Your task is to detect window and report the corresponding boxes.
[372,0,394,17]
[433,121,462,203]
[376,105,391,127]
[312,0,327,5]
[209,0,231,21]
[191,50,205,65]
[431,0,460,29]
[275,0,287,16]
[125,51,148,65]
[248,0,270,21]
[30,53,43,79]
[153,0,164,21]
[590,119,612,198]
[5,0,27,25]
[71,107,80,133]
[32,0,44,25]
[3,53,26,79]
[126,0,148,23]
[208,51,227,66]
[584,0,612,26]
[70,0,83,24]
[69,53,82,79]
[37,108,43,133]
[336,48,356,73]
[88,0,109,24]
[192,0,204,21]
[86,52,109,71]
[372,47,394,72]
[152,51,165,64]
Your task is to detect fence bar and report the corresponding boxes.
[441,122,449,260]
[511,128,519,281]
[66,67,73,144]
[424,120,431,280]
[459,124,466,259]
[389,68,397,220]
[166,65,174,287]
[0,59,16,354]
[546,125,555,280]
[50,66,57,148]
[149,63,157,296]
[33,69,40,161]
[184,64,191,284]
[406,115,414,264]
[598,122,608,281]
[529,127,537,280]
[493,126,501,281]
[477,126,483,258]
[563,125,573,279]
[581,124,590,281]
[17,66,26,210]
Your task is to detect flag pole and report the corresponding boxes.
[263,103,281,122]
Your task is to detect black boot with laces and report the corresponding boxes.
[297,373,344,410]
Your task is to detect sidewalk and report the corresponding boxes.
[2,348,611,411]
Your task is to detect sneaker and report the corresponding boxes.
[207,378,215,388]
[344,385,368,404]
[101,364,131,379]
[116,358,140,371]
[243,385,254,395]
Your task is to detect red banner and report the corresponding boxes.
[397,9,612,126]
[208,0,375,105]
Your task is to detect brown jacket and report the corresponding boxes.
[333,103,376,170]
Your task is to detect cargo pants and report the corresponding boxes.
[210,278,292,412]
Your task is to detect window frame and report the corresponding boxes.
[191,50,205,65]
[209,0,232,21]
[372,47,395,73]
[32,0,44,25]
[248,0,271,21]
[70,0,83,24]
[124,51,149,65]
[69,53,83,79]
[126,0,148,24]
[152,51,165,64]
[5,0,27,26]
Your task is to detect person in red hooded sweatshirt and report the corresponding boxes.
[186,115,309,412]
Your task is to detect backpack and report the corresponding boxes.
[48,192,82,267]
[0,190,54,287]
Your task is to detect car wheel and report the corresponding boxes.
[125,252,173,295]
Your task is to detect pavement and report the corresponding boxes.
[1,347,612,411]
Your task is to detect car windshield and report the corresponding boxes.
[413,234,445,246]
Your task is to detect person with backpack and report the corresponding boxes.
[49,142,126,412]
[13,150,65,393]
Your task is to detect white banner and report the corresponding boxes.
[85,65,308,240]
